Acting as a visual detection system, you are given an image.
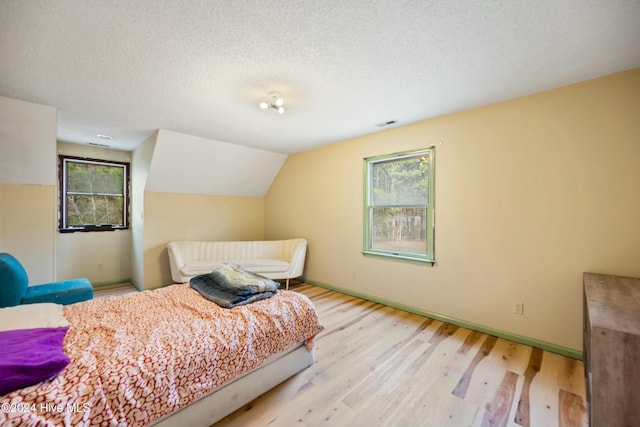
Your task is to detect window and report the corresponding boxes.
[59,155,130,232]
[364,147,435,262]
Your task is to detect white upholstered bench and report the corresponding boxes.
[167,239,307,289]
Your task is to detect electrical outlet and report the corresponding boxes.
[513,301,524,315]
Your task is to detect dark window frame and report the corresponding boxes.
[58,155,130,233]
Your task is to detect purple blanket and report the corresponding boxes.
[0,327,70,395]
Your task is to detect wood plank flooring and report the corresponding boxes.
[214,283,587,427]
[93,283,138,298]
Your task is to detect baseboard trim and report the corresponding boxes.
[91,279,133,288]
[305,278,583,360]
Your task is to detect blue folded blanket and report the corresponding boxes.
[189,263,279,308]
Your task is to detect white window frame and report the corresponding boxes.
[363,147,435,263]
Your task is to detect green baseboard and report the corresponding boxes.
[305,278,583,360]
[91,279,133,288]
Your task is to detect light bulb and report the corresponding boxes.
[274,97,284,107]
[259,102,269,109]
[277,106,285,114]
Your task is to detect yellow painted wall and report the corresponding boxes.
[56,230,131,284]
[0,96,57,284]
[0,184,56,284]
[141,191,265,289]
[55,142,132,284]
[265,68,640,351]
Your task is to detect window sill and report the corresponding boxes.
[59,225,128,233]
[362,250,435,266]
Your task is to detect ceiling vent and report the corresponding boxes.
[87,142,110,148]
[376,120,397,127]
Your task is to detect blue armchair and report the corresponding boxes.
[0,253,94,308]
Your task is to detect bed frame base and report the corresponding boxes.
[150,344,314,426]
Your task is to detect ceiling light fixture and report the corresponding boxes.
[96,134,114,140]
[259,93,285,114]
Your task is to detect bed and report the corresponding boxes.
[0,283,324,426]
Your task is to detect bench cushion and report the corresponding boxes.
[181,259,290,278]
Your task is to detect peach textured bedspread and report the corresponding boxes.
[0,284,323,426]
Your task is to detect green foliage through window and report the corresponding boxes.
[59,156,130,232]
[364,148,435,262]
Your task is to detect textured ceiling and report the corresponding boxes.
[1,0,639,153]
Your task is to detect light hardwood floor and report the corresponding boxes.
[90,282,587,426]
[93,283,138,298]
[215,283,587,427]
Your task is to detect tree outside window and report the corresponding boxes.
[59,156,130,232]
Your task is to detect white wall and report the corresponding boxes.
[0,96,57,283]
[0,96,57,185]
[131,133,157,290]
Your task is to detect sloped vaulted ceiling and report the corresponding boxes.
[145,130,287,197]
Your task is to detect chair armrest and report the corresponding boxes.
[167,242,189,283]
[287,240,307,279]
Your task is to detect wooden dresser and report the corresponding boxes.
[583,272,640,427]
